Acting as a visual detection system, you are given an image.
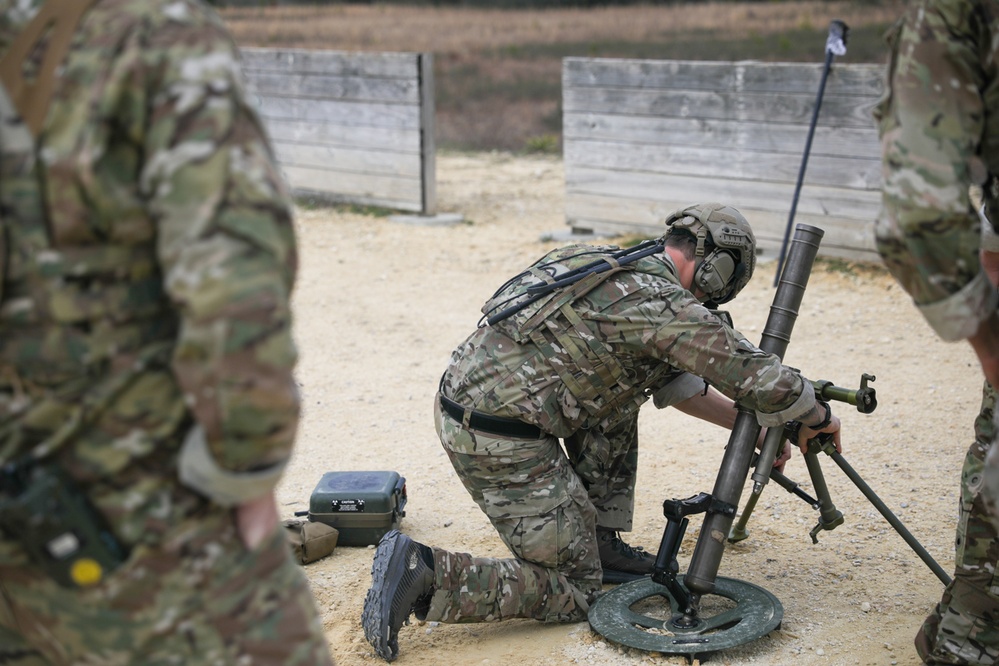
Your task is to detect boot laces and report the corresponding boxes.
[608,531,646,558]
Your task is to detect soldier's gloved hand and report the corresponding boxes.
[235,491,280,550]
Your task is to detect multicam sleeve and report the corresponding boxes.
[137,3,299,505]
[875,0,999,342]
[605,289,815,427]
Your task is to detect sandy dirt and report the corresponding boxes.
[277,150,982,666]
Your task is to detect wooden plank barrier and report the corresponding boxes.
[241,48,436,215]
[562,58,886,262]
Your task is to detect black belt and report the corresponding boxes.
[438,393,543,439]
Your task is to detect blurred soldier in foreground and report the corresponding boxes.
[361,203,842,662]
[876,0,999,662]
[0,0,333,663]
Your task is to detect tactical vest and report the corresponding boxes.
[0,1,174,458]
[482,244,683,425]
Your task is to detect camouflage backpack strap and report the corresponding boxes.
[529,304,624,407]
[517,265,626,335]
[522,268,637,417]
[489,247,637,340]
[485,240,664,327]
[0,0,99,137]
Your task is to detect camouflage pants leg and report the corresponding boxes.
[0,505,334,666]
[564,413,639,532]
[916,381,999,665]
[431,399,601,623]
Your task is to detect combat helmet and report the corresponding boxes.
[662,203,756,305]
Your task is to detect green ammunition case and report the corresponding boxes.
[307,471,407,546]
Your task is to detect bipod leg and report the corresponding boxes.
[729,458,820,543]
[803,437,846,542]
[770,468,821,508]
[730,426,789,542]
[813,439,952,586]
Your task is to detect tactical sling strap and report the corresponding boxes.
[487,247,682,422]
[486,240,665,326]
[0,0,99,137]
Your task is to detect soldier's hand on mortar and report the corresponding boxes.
[797,413,842,455]
[235,491,280,550]
[754,429,792,473]
[773,441,792,473]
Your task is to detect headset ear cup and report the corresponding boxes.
[694,251,737,301]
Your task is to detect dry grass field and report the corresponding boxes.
[221,0,904,150]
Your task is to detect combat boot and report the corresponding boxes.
[362,529,436,662]
[597,527,655,584]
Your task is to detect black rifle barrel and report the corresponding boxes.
[685,224,824,596]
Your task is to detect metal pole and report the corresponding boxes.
[773,20,848,287]
[685,224,824,596]
[827,449,952,587]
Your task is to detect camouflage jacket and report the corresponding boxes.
[0,0,298,525]
[875,0,999,341]
[442,244,814,438]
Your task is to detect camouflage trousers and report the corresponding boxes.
[564,413,640,532]
[0,502,334,665]
[915,382,999,665]
[428,397,629,623]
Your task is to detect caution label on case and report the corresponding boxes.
[330,499,365,512]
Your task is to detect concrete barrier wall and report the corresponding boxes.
[241,48,436,215]
[562,58,886,262]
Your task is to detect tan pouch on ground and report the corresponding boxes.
[283,519,339,565]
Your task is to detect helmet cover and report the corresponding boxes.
[663,203,756,304]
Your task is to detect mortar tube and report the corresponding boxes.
[685,224,824,596]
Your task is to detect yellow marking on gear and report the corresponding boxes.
[70,558,103,586]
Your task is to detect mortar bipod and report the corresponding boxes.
[727,372,952,588]
[729,374,877,545]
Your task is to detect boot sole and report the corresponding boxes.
[362,529,407,662]
[601,569,650,585]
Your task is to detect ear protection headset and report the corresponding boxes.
[662,203,756,305]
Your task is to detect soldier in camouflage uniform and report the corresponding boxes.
[0,0,334,663]
[362,203,842,662]
[875,0,999,663]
